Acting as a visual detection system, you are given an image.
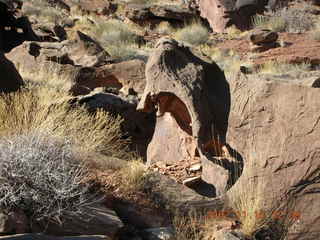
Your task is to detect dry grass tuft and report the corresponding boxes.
[256,60,311,75]
[174,21,209,46]
[86,18,150,60]
[119,159,147,191]
[155,21,174,35]
[22,0,68,24]
[310,22,320,41]
[173,211,204,240]
[252,3,315,33]
[0,87,129,159]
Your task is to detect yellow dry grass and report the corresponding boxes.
[174,20,209,46]
[119,159,147,191]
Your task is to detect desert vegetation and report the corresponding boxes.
[1,0,320,239]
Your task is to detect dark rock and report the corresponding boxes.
[74,91,155,157]
[35,204,123,237]
[124,4,195,23]
[0,53,24,93]
[249,29,278,45]
[137,37,231,193]
[227,72,320,239]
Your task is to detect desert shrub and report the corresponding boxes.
[91,19,139,46]
[254,4,315,33]
[89,19,150,60]
[98,20,139,46]
[310,30,320,41]
[257,60,311,75]
[0,131,99,222]
[174,21,209,46]
[0,89,130,159]
[173,211,204,240]
[155,21,174,35]
[252,14,269,29]
[310,22,320,41]
[22,0,67,23]
[225,25,243,40]
[106,44,149,60]
[119,159,147,191]
[267,16,287,32]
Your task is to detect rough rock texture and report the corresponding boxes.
[68,31,111,67]
[226,72,320,239]
[124,4,195,24]
[75,91,155,157]
[249,29,279,52]
[35,204,123,237]
[249,29,278,45]
[143,172,224,213]
[7,41,146,96]
[138,37,233,195]
[200,0,287,32]
[146,112,197,166]
[0,53,24,93]
[199,0,234,33]
[0,235,110,240]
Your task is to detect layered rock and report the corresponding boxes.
[6,38,146,96]
[137,37,233,195]
[226,72,320,239]
[199,0,234,33]
[249,29,279,52]
[123,3,196,26]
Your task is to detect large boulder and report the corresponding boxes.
[199,0,235,33]
[0,53,24,93]
[6,40,146,96]
[226,72,320,239]
[74,91,155,157]
[34,204,123,237]
[137,37,232,195]
[123,3,195,25]
[199,0,288,32]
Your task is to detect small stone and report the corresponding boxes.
[188,163,202,172]
[249,29,278,45]
[182,176,201,186]
[142,227,175,240]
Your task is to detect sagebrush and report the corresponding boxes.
[0,131,99,223]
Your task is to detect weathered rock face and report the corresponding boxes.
[0,53,24,93]
[35,204,123,237]
[74,91,155,157]
[199,0,235,33]
[68,31,112,67]
[123,4,196,24]
[7,41,146,96]
[249,29,279,52]
[226,72,320,239]
[200,0,288,32]
[137,37,232,195]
